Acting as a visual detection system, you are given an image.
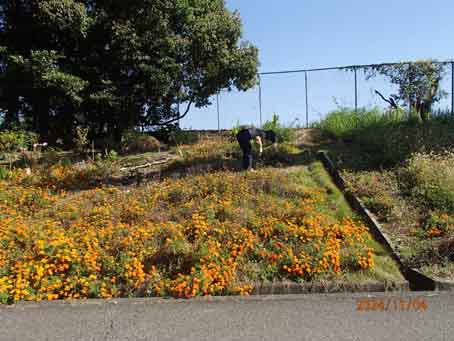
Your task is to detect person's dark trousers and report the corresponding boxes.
[236,129,253,170]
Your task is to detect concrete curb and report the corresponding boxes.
[317,151,454,291]
[250,280,408,295]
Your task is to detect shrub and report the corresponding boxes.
[121,130,161,154]
[230,114,295,144]
[400,151,454,212]
[105,150,119,162]
[149,125,199,146]
[262,113,295,143]
[74,127,90,153]
[423,211,454,237]
[0,166,12,180]
[0,130,39,153]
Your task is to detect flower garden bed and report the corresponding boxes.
[0,140,405,304]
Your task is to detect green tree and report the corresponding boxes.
[0,0,259,144]
[365,60,446,121]
[0,0,90,142]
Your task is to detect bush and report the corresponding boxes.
[149,125,199,146]
[262,113,295,143]
[0,166,12,180]
[106,150,119,162]
[121,130,161,154]
[230,114,295,144]
[400,151,454,213]
[423,211,454,238]
[74,127,89,153]
[0,130,39,153]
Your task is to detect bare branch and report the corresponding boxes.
[154,98,194,126]
[375,90,398,109]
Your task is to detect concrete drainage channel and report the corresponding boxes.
[317,151,454,292]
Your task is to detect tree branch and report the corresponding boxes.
[154,98,193,126]
[375,90,398,109]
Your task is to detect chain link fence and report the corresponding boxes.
[180,61,454,130]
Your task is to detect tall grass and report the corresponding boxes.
[316,107,406,140]
[318,107,454,166]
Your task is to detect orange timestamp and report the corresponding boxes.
[356,297,428,312]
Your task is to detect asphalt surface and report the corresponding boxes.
[0,291,452,341]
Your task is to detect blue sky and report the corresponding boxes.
[181,0,454,129]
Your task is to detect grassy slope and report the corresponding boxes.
[312,109,454,281]
[289,161,403,284]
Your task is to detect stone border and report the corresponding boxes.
[317,151,454,291]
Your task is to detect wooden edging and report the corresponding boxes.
[317,151,454,291]
[119,158,172,172]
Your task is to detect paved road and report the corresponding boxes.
[0,291,452,341]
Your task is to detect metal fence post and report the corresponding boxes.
[305,71,309,128]
[216,92,220,132]
[354,66,358,112]
[408,62,412,117]
[258,75,263,127]
[451,62,454,115]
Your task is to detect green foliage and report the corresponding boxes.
[364,60,446,119]
[0,130,39,152]
[316,107,398,140]
[0,166,13,180]
[0,130,26,152]
[258,143,302,165]
[35,0,92,39]
[400,151,454,213]
[423,211,454,235]
[261,113,295,143]
[0,0,259,142]
[318,108,454,167]
[229,114,295,145]
[105,150,119,163]
[74,127,89,153]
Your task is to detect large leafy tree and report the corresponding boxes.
[0,0,259,143]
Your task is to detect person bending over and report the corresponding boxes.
[236,126,276,171]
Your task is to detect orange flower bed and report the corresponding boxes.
[0,166,374,303]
